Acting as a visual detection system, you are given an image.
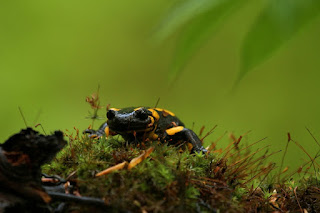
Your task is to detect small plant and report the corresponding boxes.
[85,85,105,129]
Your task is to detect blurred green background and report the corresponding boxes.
[1,0,319,169]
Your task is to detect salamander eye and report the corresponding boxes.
[135,109,148,120]
[107,110,116,120]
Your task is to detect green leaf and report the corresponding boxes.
[154,0,225,42]
[162,0,248,82]
[239,0,320,83]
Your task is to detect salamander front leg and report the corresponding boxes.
[164,126,207,153]
[83,122,109,138]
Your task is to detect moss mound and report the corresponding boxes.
[41,127,320,212]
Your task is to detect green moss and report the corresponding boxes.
[42,129,320,212]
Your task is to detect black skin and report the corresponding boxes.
[84,107,207,153]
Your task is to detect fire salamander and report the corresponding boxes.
[84,107,207,153]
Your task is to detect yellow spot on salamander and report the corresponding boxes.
[155,108,175,117]
[110,108,120,111]
[148,116,155,127]
[149,133,158,140]
[105,126,110,138]
[134,107,143,111]
[166,126,184,135]
[187,143,193,152]
[148,109,160,121]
